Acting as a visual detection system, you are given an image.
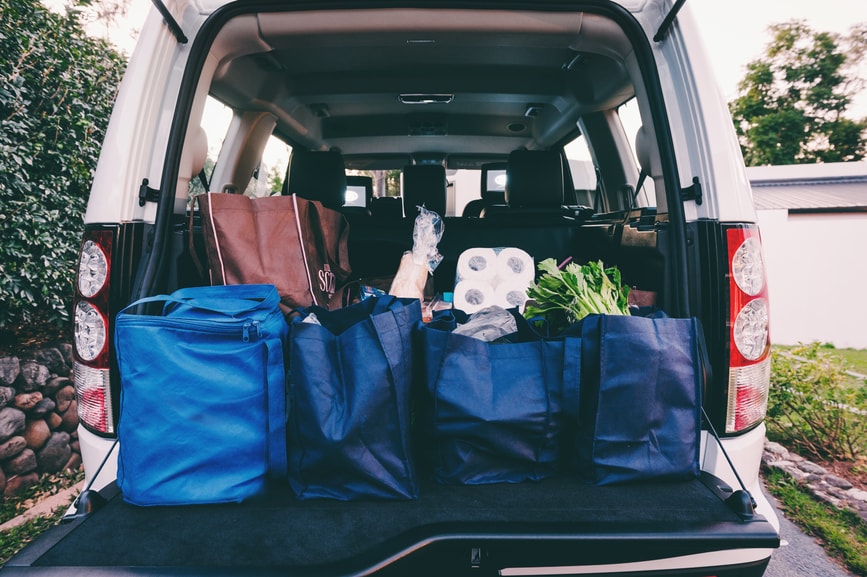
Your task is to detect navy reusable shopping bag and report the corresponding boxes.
[115,284,288,506]
[574,313,703,485]
[419,309,565,485]
[287,295,420,500]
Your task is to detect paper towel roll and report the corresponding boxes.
[495,279,531,312]
[457,248,498,281]
[453,279,496,314]
[495,248,535,283]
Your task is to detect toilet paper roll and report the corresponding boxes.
[453,279,496,314]
[456,248,498,281]
[495,247,535,283]
[495,279,531,312]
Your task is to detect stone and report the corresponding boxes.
[13,391,43,411]
[31,397,56,417]
[18,360,49,392]
[0,385,15,409]
[764,460,794,470]
[46,411,63,430]
[826,486,852,501]
[3,448,37,476]
[797,460,827,475]
[32,348,68,376]
[24,419,51,451]
[44,376,71,397]
[4,472,38,497]
[764,441,788,456]
[37,432,71,475]
[70,439,80,453]
[59,400,78,433]
[54,386,76,413]
[0,407,26,442]
[0,466,5,495]
[824,474,853,490]
[0,436,26,460]
[808,486,842,508]
[58,344,73,370]
[846,488,867,503]
[0,356,19,387]
[63,452,82,472]
[787,452,805,462]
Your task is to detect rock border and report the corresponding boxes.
[0,344,82,499]
[763,440,867,522]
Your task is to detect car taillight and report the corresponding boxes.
[73,228,116,435]
[725,225,771,433]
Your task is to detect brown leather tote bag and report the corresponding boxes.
[194,193,352,314]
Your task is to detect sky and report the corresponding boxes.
[687,0,867,117]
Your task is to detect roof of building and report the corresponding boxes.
[747,162,867,212]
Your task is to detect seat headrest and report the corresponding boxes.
[181,126,208,180]
[285,149,346,210]
[402,164,447,217]
[505,150,564,208]
[482,189,505,204]
[370,196,403,219]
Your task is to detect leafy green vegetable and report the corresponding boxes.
[524,258,630,332]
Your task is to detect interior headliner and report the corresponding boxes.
[207,7,637,157]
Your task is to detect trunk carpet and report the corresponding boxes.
[35,475,743,569]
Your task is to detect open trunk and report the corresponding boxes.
[10,473,777,576]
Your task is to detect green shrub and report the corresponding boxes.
[768,343,867,461]
[0,0,125,339]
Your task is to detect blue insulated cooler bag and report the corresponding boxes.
[115,284,288,506]
[575,314,703,485]
[419,309,565,485]
[287,295,420,500]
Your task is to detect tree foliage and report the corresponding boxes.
[729,20,867,166]
[0,0,126,341]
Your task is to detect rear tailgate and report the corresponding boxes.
[6,473,778,576]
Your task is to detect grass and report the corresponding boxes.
[777,344,867,386]
[0,508,67,566]
[0,469,83,525]
[764,467,867,576]
[0,469,83,566]
[828,346,867,376]
[765,343,867,575]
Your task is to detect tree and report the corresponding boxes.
[0,0,126,342]
[729,20,867,166]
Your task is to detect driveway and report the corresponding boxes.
[763,487,856,577]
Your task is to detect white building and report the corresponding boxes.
[749,162,867,349]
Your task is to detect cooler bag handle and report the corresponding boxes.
[121,285,280,318]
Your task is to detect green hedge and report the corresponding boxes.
[0,0,126,339]
[768,343,867,461]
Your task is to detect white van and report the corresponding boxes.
[10,1,780,575]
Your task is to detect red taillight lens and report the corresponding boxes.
[73,227,116,435]
[725,225,771,433]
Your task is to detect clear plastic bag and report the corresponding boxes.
[389,206,444,300]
